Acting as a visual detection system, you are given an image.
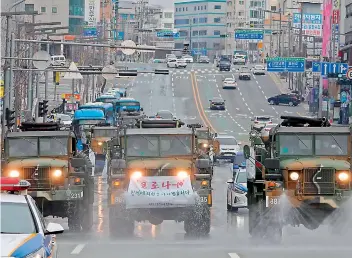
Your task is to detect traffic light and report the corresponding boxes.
[183,43,189,54]
[5,108,15,129]
[38,101,44,117]
[53,71,60,85]
[43,100,49,115]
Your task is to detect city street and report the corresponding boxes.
[52,63,351,258]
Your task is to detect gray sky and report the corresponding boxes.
[148,0,174,8]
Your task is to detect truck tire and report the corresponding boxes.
[68,202,81,232]
[109,205,135,238]
[81,203,94,231]
[184,201,211,236]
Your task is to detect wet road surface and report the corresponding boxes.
[52,63,351,258]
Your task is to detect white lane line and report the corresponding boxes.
[71,244,86,254]
[242,97,245,101]
[228,252,241,257]
[256,81,259,84]
[236,108,240,110]
[261,109,264,112]
[258,85,261,89]
[239,91,242,96]
[219,94,222,98]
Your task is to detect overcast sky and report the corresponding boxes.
[148,0,174,8]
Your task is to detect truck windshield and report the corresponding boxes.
[160,135,192,156]
[315,134,348,155]
[1,202,36,234]
[78,119,105,125]
[118,102,140,106]
[279,134,313,155]
[126,135,159,157]
[40,137,68,156]
[236,172,247,183]
[8,138,38,157]
[196,131,209,139]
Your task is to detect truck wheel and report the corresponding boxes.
[184,201,211,236]
[109,205,135,238]
[81,203,94,231]
[68,204,81,232]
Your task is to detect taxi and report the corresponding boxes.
[0,177,64,258]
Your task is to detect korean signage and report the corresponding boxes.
[125,176,196,209]
[292,13,322,37]
[84,0,100,26]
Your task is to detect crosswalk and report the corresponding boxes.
[169,67,239,75]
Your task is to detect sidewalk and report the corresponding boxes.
[269,72,310,115]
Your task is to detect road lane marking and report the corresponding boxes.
[71,244,85,254]
[256,81,259,84]
[228,252,241,258]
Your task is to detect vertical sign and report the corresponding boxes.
[84,0,100,26]
[292,13,323,36]
[322,0,333,57]
[332,0,340,58]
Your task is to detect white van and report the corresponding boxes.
[51,55,66,66]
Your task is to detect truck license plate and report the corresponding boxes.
[266,196,280,208]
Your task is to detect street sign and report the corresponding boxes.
[319,62,349,76]
[102,65,117,81]
[312,62,321,73]
[266,57,305,72]
[156,30,180,38]
[347,68,352,79]
[121,40,136,55]
[61,93,81,101]
[32,51,51,70]
[292,13,322,37]
[83,27,97,37]
[234,30,263,40]
[63,62,83,80]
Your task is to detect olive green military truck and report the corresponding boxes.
[244,116,352,241]
[107,118,212,237]
[2,122,94,232]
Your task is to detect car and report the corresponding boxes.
[251,115,272,130]
[167,58,177,68]
[227,155,248,211]
[154,110,176,120]
[267,93,300,106]
[182,55,194,63]
[253,65,266,75]
[176,58,187,68]
[209,97,226,110]
[0,177,64,258]
[239,66,251,80]
[260,123,278,142]
[222,78,237,89]
[199,56,210,63]
[219,59,231,71]
[214,134,241,162]
[233,54,246,65]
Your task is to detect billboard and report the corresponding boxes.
[292,13,322,37]
[85,0,100,26]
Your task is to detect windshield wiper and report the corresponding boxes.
[139,135,155,146]
[295,134,308,149]
[330,134,344,153]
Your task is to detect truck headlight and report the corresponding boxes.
[98,142,103,146]
[289,172,299,181]
[338,172,349,181]
[177,171,188,178]
[53,169,62,177]
[131,171,142,179]
[9,170,20,178]
[202,143,208,148]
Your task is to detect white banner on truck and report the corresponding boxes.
[125,176,196,209]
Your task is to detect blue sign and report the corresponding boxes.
[317,62,349,76]
[156,31,180,38]
[83,27,97,37]
[112,31,124,40]
[266,57,305,72]
[234,30,263,40]
[292,13,322,24]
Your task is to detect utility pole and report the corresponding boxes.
[278,7,282,57]
[298,4,304,96]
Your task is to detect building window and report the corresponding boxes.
[214,18,221,23]
[199,30,207,35]
[214,30,221,35]
[193,31,199,36]
[175,43,183,49]
[69,17,84,34]
[41,7,46,13]
[250,10,259,18]
[194,6,197,11]
[52,7,58,13]
[213,43,220,49]
[179,30,188,37]
[198,6,200,10]
[175,19,189,25]
[239,1,244,4]
[186,7,188,11]
[238,11,244,16]
[199,17,207,23]
[214,5,221,9]
[201,6,203,10]
[25,4,34,12]
[164,23,173,28]
[204,5,207,10]
[271,6,276,11]
[183,7,185,11]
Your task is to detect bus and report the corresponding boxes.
[95,94,118,103]
[79,102,115,125]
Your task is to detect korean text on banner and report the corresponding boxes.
[292,13,322,37]
[125,176,197,209]
[84,0,100,26]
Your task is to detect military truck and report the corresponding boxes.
[107,118,212,237]
[244,116,352,241]
[2,122,94,232]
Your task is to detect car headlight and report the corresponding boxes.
[9,170,20,177]
[202,143,208,148]
[131,171,142,179]
[98,141,103,146]
[26,248,44,258]
[289,172,299,181]
[177,171,188,179]
[338,172,349,181]
[53,169,62,177]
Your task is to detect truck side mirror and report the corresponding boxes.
[140,107,144,111]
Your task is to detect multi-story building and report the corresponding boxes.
[155,8,174,30]
[225,0,246,53]
[342,0,352,64]
[69,0,85,34]
[116,1,137,41]
[174,0,227,57]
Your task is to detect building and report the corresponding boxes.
[69,0,85,34]
[174,0,227,57]
[225,0,246,53]
[115,1,137,41]
[154,8,174,29]
[342,0,352,64]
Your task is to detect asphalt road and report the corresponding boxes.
[51,63,350,258]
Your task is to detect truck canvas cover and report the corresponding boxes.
[125,176,197,209]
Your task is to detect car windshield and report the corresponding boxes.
[241,68,250,72]
[156,111,173,119]
[212,98,224,103]
[256,117,271,122]
[315,134,348,155]
[39,137,68,156]
[236,172,247,183]
[217,137,238,145]
[8,138,38,157]
[57,114,71,121]
[118,102,140,106]
[78,119,105,125]
[279,134,313,155]
[224,79,234,82]
[255,65,264,69]
[1,202,37,234]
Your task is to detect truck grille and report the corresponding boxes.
[23,167,51,190]
[146,169,173,177]
[303,167,335,195]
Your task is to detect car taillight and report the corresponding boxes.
[254,121,259,123]
[265,128,271,131]
[268,121,272,124]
